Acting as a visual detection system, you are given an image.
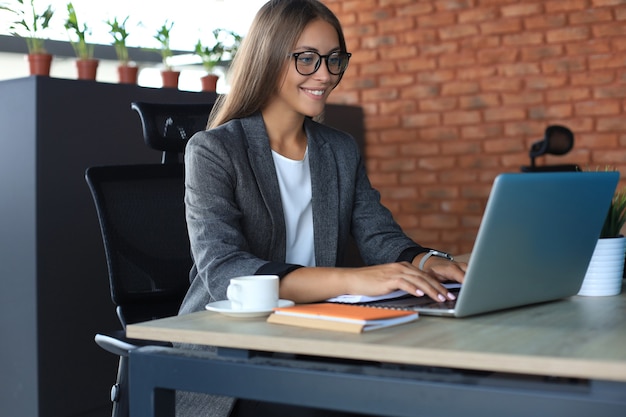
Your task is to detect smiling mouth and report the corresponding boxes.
[303,88,325,96]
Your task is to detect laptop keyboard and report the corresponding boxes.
[361,287,460,311]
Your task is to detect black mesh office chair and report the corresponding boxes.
[87,164,192,417]
[89,102,214,417]
[130,101,213,164]
[521,125,580,172]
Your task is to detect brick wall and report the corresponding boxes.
[324,0,626,254]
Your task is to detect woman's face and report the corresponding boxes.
[271,19,343,118]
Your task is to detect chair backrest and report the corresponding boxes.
[130,101,214,164]
[85,164,191,327]
[521,125,580,172]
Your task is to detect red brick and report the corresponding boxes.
[458,7,498,23]
[480,77,524,92]
[565,40,611,56]
[379,158,418,172]
[441,81,480,96]
[577,133,619,148]
[546,87,591,102]
[524,14,567,30]
[521,45,564,61]
[501,92,544,106]
[379,74,416,88]
[396,2,434,16]
[597,116,626,132]
[477,47,519,65]
[379,17,416,34]
[439,53,478,69]
[402,113,441,128]
[438,24,480,40]
[416,70,456,83]
[419,97,458,112]
[441,141,482,155]
[484,138,526,153]
[501,3,543,17]
[421,42,459,56]
[574,100,626,115]
[544,0,588,13]
[397,57,438,72]
[400,84,440,99]
[480,18,523,35]
[594,85,626,99]
[418,156,457,170]
[362,87,399,101]
[592,22,626,38]
[442,110,482,125]
[418,126,460,141]
[503,32,544,46]
[525,75,568,90]
[380,99,418,115]
[528,104,574,119]
[461,124,505,140]
[541,56,586,73]
[546,26,591,43]
[571,71,616,85]
[484,107,527,122]
[458,93,500,110]
[569,8,613,24]
[400,142,441,156]
[500,62,542,76]
[589,54,626,71]
[416,11,456,27]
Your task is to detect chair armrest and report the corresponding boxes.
[94,333,138,357]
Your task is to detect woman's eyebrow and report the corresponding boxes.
[293,45,342,52]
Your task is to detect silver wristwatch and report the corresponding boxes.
[418,250,454,271]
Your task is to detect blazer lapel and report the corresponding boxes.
[241,114,287,259]
[306,120,339,266]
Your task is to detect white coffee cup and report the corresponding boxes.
[226,275,279,311]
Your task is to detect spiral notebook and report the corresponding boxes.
[335,172,619,318]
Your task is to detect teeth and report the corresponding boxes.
[304,89,324,96]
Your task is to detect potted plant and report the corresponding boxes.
[105,16,138,84]
[194,28,242,92]
[0,0,55,76]
[64,2,98,80]
[154,20,179,89]
[579,172,626,297]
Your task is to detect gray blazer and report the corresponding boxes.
[179,112,424,315]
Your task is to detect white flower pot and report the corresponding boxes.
[578,236,625,296]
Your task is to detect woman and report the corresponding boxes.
[178,0,466,415]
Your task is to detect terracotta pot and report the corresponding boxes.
[76,59,99,80]
[117,65,139,84]
[161,70,180,89]
[200,74,219,92]
[27,53,53,76]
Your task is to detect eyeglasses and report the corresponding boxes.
[289,51,352,76]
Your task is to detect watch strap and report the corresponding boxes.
[418,250,454,271]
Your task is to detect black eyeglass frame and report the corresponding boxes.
[289,50,352,76]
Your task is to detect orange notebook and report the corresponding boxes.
[267,302,418,333]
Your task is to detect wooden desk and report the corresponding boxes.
[127,292,626,417]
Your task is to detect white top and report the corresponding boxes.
[271,148,316,266]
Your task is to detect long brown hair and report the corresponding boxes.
[208,0,348,128]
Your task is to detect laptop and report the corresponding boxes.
[363,172,619,317]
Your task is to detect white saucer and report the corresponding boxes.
[205,299,294,318]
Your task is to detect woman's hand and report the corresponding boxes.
[344,260,466,303]
[280,259,466,304]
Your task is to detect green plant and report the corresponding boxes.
[106,16,131,64]
[194,28,242,73]
[601,187,626,238]
[154,20,174,69]
[64,2,93,59]
[0,0,54,54]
